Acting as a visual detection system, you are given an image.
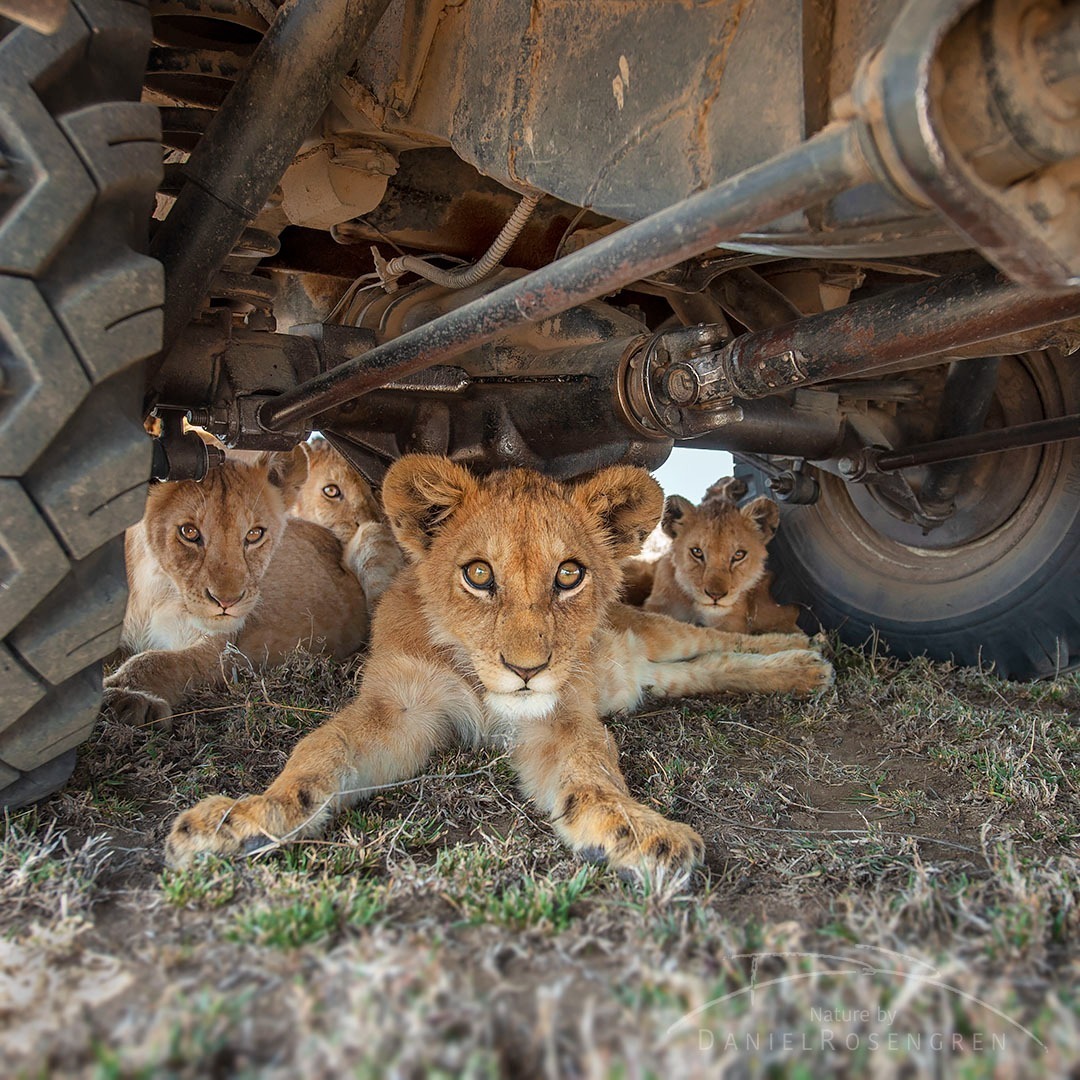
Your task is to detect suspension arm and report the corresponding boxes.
[257,121,872,432]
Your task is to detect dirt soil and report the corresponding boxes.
[2,641,1078,1078]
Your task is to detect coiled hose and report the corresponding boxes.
[380,193,541,289]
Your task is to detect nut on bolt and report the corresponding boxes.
[663,363,700,405]
[768,470,819,504]
[769,474,795,497]
[204,443,226,471]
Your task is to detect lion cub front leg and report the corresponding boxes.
[610,605,808,660]
[343,521,406,613]
[514,705,703,875]
[103,638,229,730]
[647,648,834,698]
[165,654,477,868]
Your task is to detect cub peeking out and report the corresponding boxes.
[292,438,405,615]
[105,448,373,730]
[166,455,831,876]
[626,477,801,634]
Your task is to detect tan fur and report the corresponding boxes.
[630,482,801,634]
[166,456,830,875]
[701,475,749,508]
[104,449,370,729]
[292,439,406,612]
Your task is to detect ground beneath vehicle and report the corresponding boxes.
[1,0,1079,803]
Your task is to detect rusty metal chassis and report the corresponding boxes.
[149,0,1080,530]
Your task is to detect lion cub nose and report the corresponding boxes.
[500,654,551,684]
[705,586,727,601]
[206,588,245,611]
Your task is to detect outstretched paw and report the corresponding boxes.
[165,795,276,868]
[560,791,704,876]
[779,649,834,695]
[101,685,173,731]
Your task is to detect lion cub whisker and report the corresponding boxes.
[166,455,832,876]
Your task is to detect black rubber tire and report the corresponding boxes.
[0,1,162,806]
[736,353,1080,681]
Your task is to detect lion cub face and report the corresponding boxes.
[293,439,382,542]
[140,448,307,634]
[382,456,662,722]
[661,493,778,617]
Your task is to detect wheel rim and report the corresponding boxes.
[788,353,1075,613]
[849,355,1052,551]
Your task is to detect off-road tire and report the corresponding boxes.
[736,353,1080,680]
[0,1,161,806]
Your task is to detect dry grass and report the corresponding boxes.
[2,640,1078,1077]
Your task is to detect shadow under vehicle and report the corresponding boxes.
[1,0,1078,803]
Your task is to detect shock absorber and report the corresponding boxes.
[146,0,281,325]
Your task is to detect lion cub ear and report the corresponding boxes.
[742,495,781,541]
[701,475,748,507]
[382,454,477,558]
[660,494,696,539]
[262,445,309,505]
[572,466,663,559]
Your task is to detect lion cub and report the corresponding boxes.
[627,477,800,634]
[166,456,831,876]
[105,448,370,729]
[292,439,405,614]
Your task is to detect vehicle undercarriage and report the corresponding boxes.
[0,0,1078,801]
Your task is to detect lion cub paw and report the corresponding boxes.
[101,685,173,731]
[165,796,277,869]
[781,650,835,695]
[562,792,704,876]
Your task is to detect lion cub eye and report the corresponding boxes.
[245,526,266,545]
[322,484,342,500]
[731,549,747,563]
[178,523,201,544]
[554,561,585,591]
[689,547,704,561]
[463,560,495,590]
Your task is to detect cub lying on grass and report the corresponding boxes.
[292,438,405,615]
[104,449,371,729]
[625,477,801,634]
[166,455,831,875]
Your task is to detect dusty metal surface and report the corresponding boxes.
[327,148,610,267]
[918,356,1002,520]
[150,0,394,362]
[345,0,956,257]
[318,273,671,478]
[0,0,69,34]
[862,0,1080,286]
[673,265,1080,408]
[139,0,1080,489]
[259,121,870,431]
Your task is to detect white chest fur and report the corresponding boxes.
[121,532,208,653]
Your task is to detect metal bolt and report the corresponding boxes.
[663,363,700,405]
[837,456,857,477]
